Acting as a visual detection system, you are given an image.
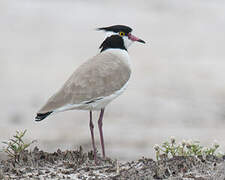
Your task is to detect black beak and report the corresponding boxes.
[137,39,145,43]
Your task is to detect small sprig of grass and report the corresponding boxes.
[154,137,223,161]
[2,130,36,163]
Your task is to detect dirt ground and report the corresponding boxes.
[1,147,225,180]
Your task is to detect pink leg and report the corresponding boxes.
[89,111,97,163]
[98,108,105,158]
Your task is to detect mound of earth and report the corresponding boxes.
[0,147,225,179]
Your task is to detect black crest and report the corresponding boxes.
[98,25,132,34]
[99,35,126,52]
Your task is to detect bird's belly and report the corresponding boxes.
[87,89,125,110]
[76,81,128,111]
[54,81,129,112]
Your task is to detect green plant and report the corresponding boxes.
[2,130,36,163]
[153,137,223,161]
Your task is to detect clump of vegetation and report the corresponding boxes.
[153,137,223,161]
[2,130,36,163]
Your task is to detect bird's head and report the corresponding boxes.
[97,25,145,52]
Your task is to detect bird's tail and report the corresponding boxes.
[35,111,53,121]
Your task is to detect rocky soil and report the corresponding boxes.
[1,147,225,180]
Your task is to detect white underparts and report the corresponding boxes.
[53,80,129,112]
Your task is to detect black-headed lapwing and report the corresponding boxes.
[35,25,145,163]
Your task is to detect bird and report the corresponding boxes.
[35,25,145,163]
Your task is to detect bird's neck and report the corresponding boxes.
[99,35,127,52]
[102,48,131,69]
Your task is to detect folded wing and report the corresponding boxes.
[37,51,131,114]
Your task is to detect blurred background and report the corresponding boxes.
[1,0,225,160]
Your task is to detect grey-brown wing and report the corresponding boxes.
[38,52,131,114]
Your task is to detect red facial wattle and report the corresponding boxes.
[128,33,145,43]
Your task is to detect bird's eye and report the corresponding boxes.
[119,32,125,36]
